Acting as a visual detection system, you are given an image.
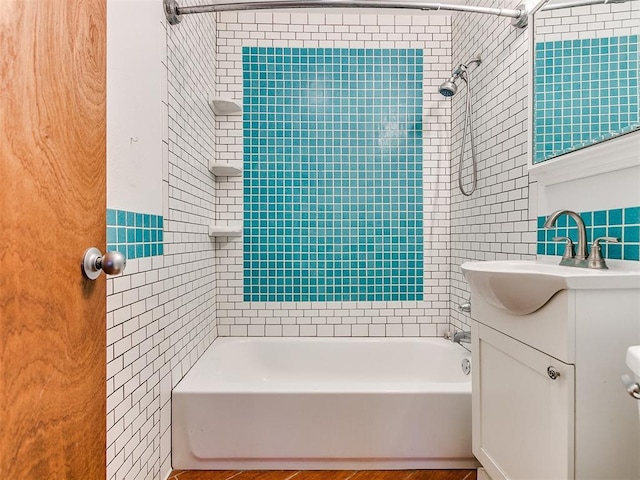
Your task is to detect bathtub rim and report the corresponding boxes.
[173,336,472,394]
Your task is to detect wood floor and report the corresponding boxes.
[168,470,477,480]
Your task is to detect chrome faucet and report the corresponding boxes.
[543,210,589,261]
[453,330,471,345]
[543,209,620,269]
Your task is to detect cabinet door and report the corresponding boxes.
[472,322,575,480]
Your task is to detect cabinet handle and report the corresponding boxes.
[547,366,561,380]
[621,374,640,400]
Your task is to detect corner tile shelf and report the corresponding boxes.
[209,162,242,177]
[208,224,242,238]
[208,95,242,116]
[208,95,242,242]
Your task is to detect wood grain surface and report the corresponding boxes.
[0,0,107,477]
[169,471,477,480]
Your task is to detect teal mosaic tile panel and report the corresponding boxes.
[537,206,640,261]
[242,47,424,302]
[534,35,640,163]
[106,208,164,259]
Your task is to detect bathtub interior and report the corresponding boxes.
[175,337,471,391]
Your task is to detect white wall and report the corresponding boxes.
[107,0,164,215]
[540,168,640,215]
[532,136,640,215]
[105,1,218,479]
[214,11,455,337]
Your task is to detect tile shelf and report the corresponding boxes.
[208,95,242,116]
[208,225,242,238]
[208,163,242,238]
[209,162,242,177]
[208,94,243,241]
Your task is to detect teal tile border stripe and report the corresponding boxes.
[106,209,164,259]
[537,206,640,261]
[242,47,424,302]
[533,34,640,163]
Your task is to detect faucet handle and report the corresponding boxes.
[587,237,620,269]
[552,236,575,260]
[592,236,620,247]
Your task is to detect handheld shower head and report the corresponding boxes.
[438,69,467,97]
[439,54,482,197]
[438,55,481,98]
[438,79,458,97]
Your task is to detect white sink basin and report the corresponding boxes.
[461,260,640,315]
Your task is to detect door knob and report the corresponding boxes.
[82,247,126,280]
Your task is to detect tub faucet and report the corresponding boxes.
[453,331,471,345]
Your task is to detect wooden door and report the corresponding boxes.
[0,0,107,478]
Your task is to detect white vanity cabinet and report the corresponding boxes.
[470,287,640,480]
[472,323,575,480]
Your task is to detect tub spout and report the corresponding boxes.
[453,331,471,345]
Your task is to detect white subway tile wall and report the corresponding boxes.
[106,6,218,480]
[449,0,537,334]
[535,1,640,40]
[214,11,454,337]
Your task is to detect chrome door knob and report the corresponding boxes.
[82,247,126,280]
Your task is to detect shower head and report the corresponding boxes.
[438,79,458,97]
[438,55,482,97]
[438,70,467,97]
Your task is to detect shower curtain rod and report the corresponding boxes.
[164,0,529,27]
[164,0,635,27]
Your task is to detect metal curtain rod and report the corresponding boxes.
[164,0,636,28]
[164,0,531,27]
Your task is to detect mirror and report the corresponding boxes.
[532,0,639,164]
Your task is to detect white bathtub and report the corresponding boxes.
[172,337,475,470]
